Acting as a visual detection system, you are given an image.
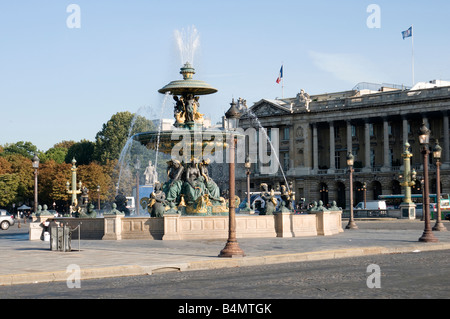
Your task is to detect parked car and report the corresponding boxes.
[0,209,15,230]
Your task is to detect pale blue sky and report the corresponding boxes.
[1,0,450,151]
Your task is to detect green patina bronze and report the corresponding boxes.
[134,63,232,216]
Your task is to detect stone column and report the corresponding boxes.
[363,121,371,172]
[403,117,409,146]
[313,124,319,172]
[304,123,313,171]
[382,119,390,171]
[346,120,352,154]
[289,125,295,172]
[328,121,335,173]
[443,113,450,166]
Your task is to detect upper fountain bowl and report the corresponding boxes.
[158,62,218,96]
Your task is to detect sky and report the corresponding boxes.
[1,0,450,152]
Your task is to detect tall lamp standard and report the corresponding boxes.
[66,158,82,216]
[32,155,40,214]
[96,185,101,211]
[418,123,439,242]
[219,99,245,258]
[346,152,358,229]
[245,155,251,207]
[362,182,367,209]
[432,141,447,231]
[135,158,141,216]
[399,142,417,219]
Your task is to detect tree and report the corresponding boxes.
[65,139,95,165]
[93,112,156,164]
[41,147,68,164]
[38,160,71,206]
[3,154,34,204]
[1,141,39,159]
[0,174,20,207]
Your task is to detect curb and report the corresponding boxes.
[2,243,450,286]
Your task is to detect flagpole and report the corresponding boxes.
[412,25,415,86]
[281,63,284,99]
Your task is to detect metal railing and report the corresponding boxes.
[342,209,393,219]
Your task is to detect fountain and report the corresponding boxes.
[133,62,231,216]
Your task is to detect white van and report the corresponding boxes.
[355,200,387,210]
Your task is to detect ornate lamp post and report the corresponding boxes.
[32,154,40,214]
[346,152,358,229]
[245,155,251,207]
[418,123,439,242]
[219,99,245,258]
[399,142,417,219]
[97,185,101,211]
[66,158,82,215]
[432,141,447,231]
[135,158,141,216]
[362,182,367,209]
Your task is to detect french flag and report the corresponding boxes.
[276,65,283,84]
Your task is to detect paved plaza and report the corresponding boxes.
[1,219,450,286]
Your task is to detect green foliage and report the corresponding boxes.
[0,111,159,209]
[41,147,68,164]
[65,139,95,165]
[1,141,39,159]
[0,174,20,207]
[93,111,156,164]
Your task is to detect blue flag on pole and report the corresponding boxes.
[402,26,412,39]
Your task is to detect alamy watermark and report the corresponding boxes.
[169,127,280,175]
[366,4,381,29]
[66,4,81,29]
[366,264,381,289]
[66,264,81,288]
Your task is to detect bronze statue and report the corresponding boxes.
[148,182,168,217]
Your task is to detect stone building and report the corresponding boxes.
[236,80,450,209]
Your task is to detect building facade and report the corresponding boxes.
[236,81,450,209]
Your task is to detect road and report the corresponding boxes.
[2,249,449,300]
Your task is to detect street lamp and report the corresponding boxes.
[245,155,251,207]
[362,182,367,209]
[418,123,439,242]
[32,154,40,214]
[135,158,141,216]
[346,152,358,229]
[399,142,417,219]
[97,185,101,211]
[219,99,245,258]
[66,158,82,216]
[432,141,447,231]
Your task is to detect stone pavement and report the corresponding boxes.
[1,219,450,286]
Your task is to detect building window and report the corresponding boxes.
[283,152,290,171]
[335,151,341,169]
[283,127,290,140]
[351,125,356,137]
[334,126,340,138]
[369,124,375,137]
[371,149,375,167]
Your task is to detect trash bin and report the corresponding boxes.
[50,225,72,252]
